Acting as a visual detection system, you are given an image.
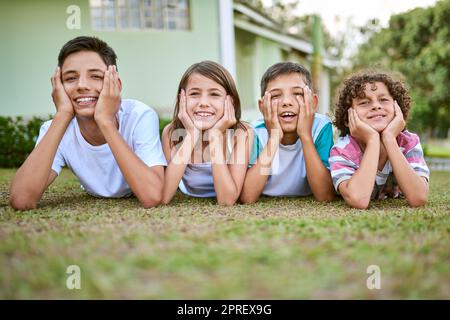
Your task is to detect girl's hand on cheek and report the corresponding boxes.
[210,95,236,134]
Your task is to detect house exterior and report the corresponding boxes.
[0,0,337,121]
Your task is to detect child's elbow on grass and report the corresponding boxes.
[344,194,370,210]
[313,192,335,202]
[217,195,238,206]
[9,194,38,211]
[407,195,428,208]
[139,191,163,209]
[239,192,258,204]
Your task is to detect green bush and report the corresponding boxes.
[0,116,51,168]
[0,116,173,168]
[159,117,172,136]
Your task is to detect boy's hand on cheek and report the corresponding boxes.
[381,101,405,142]
[51,67,74,118]
[348,108,379,144]
[260,92,283,142]
[95,66,121,125]
[296,86,314,141]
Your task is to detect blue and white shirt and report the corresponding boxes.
[249,113,333,196]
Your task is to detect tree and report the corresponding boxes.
[352,0,450,137]
[237,0,347,60]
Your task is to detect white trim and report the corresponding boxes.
[234,17,338,69]
[219,0,236,78]
[235,18,312,53]
[233,2,278,30]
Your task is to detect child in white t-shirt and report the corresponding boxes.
[9,36,166,210]
[240,62,335,203]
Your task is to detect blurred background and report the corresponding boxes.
[1,0,449,167]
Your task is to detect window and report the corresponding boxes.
[90,0,190,31]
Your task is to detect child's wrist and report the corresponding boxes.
[298,131,312,142]
[268,128,283,140]
[381,131,397,142]
[54,110,74,122]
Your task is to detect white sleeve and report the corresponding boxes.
[35,120,66,175]
[132,109,167,167]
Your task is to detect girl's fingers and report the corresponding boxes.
[223,96,230,120]
[228,96,235,122]
[179,90,186,116]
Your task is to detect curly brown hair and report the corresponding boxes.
[333,71,411,136]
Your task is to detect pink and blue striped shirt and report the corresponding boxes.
[329,130,430,199]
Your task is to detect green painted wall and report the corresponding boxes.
[0,0,220,117]
[235,28,283,121]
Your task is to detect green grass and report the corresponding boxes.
[425,145,450,159]
[0,169,449,299]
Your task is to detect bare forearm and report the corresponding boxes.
[162,134,197,204]
[382,137,428,206]
[98,121,163,207]
[240,136,279,203]
[301,138,335,201]
[342,138,380,208]
[10,112,71,205]
[209,136,239,205]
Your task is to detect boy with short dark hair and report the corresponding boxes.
[240,62,335,203]
[10,36,166,210]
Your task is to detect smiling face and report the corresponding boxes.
[352,82,395,133]
[61,51,107,118]
[184,73,226,130]
[262,73,309,134]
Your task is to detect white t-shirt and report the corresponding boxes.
[250,113,333,197]
[36,99,167,198]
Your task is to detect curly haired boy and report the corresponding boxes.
[329,71,429,209]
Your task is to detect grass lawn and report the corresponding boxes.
[0,168,449,299]
[425,145,450,158]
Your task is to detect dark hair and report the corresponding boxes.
[260,62,313,97]
[333,71,411,137]
[58,36,117,68]
[169,60,245,146]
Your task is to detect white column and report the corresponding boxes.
[218,0,236,78]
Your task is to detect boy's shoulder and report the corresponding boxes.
[40,118,76,132]
[119,99,158,118]
[397,130,421,153]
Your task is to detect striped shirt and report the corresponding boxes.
[329,131,430,199]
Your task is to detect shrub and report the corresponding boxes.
[0,116,173,168]
[0,116,51,168]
